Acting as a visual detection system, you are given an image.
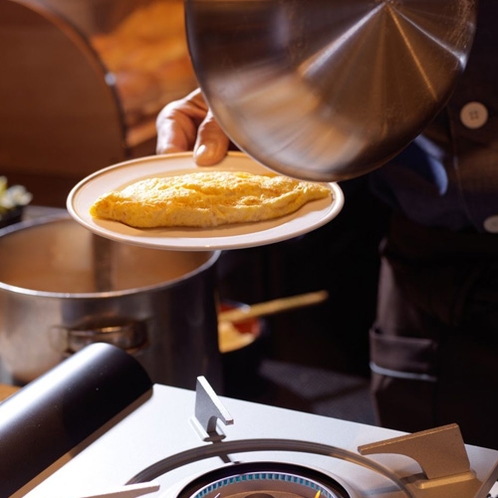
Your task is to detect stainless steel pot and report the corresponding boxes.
[0,214,222,388]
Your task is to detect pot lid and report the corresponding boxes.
[185,0,477,181]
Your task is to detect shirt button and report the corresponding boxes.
[460,101,488,129]
[483,216,498,233]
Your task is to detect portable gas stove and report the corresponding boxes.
[1,344,498,498]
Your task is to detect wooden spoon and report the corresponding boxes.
[218,290,328,323]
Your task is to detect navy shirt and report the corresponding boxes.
[370,1,498,234]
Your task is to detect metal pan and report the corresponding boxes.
[185,0,477,181]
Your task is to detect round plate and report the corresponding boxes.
[66,152,344,251]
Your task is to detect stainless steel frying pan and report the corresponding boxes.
[185,0,477,181]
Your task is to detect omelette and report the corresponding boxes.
[89,170,331,228]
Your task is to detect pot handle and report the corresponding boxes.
[53,318,149,355]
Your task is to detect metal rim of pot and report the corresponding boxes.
[0,213,221,299]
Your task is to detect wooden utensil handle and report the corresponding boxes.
[218,290,328,323]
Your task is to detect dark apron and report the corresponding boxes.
[370,214,498,449]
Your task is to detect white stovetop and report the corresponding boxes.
[15,384,498,498]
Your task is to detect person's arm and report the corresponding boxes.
[156,88,230,166]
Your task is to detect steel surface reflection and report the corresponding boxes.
[186,0,477,181]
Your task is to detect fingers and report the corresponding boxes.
[155,111,198,155]
[155,89,209,155]
[193,109,230,166]
[156,88,230,166]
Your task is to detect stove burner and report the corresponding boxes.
[120,378,498,498]
[127,438,407,496]
[177,462,351,498]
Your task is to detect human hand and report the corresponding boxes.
[156,88,230,166]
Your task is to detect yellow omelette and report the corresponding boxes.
[89,170,331,228]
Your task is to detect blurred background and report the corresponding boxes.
[0,0,391,425]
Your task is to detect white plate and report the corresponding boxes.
[67,152,344,251]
